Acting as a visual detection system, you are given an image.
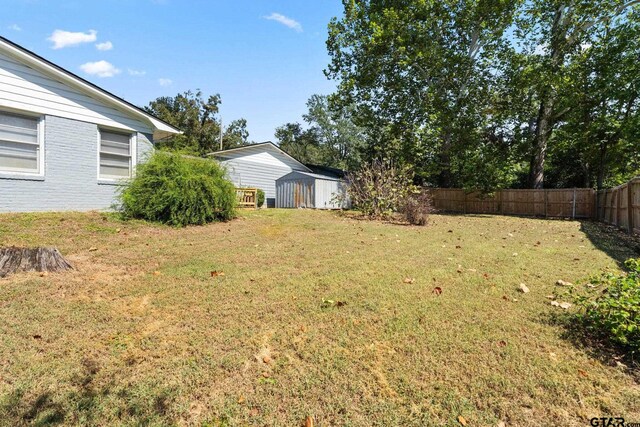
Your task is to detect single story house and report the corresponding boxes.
[0,36,181,213]
[207,142,313,208]
[208,142,350,209]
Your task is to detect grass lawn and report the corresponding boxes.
[0,209,638,426]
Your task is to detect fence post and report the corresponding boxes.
[463,191,466,214]
[628,182,634,234]
[544,190,548,218]
[616,188,621,228]
[572,189,576,219]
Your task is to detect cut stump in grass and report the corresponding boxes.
[0,247,73,278]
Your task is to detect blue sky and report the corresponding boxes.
[0,0,343,142]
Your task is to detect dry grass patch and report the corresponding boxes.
[0,210,638,426]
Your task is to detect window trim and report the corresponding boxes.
[0,111,45,178]
[97,128,136,181]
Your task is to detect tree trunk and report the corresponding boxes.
[596,141,608,191]
[530,97,555,189]
[0,247,73,278]
[529,6,566,189]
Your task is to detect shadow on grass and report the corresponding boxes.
[541,310,640,383]
[579,220,640,267]
[0,357,177,425]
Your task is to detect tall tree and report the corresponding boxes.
[274,95,364,170]
[514,0,640,188]
[326,0,520,186]
[145,90,251,155]
[274,122,323,165]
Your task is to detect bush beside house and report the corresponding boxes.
[119,152,236,226]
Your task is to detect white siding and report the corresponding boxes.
[213,144,309,207]
[215,144,309,172]
[0,51,151,133]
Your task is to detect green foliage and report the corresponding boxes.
[275,95,364,170]
[119,152,236,226]
[569,259,640,355]
[144,90,250,155]
[256,189,265,208]
[325,0,640,190]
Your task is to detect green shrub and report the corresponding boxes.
[256,189,265,208]
[119,152,236,226]
[569,258,640,354]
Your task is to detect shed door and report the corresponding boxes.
[293,181,314,208]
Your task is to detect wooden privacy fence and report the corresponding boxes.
[596,178,640,235]
[429,188,596,219]
[236,188,257,209]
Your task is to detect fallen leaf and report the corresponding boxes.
[455,245,462,249]
[556,279,573,287]
[550,301,560,307]
[237,395,245,404]
[546,295,555,299]
[39,271,49,277]
[88,247,98,252]
[559,302,572,309]
[512,252,518,257]
[153,271,161,276]
[262,356,271,364]
[433,287,443,295]
[502,295,510,301]
[497,421,506,427]
[458,415,468,426]
[32,335,42,339]
[578,369,588,377]
[518,283,530,293]
[261,372,270,378]
[249,408,259,417]
[211,271,225,277]
[305,416,315,427]
[497,340,507,347]
[403,277,416,284]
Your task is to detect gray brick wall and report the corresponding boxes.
[0,115,154,212]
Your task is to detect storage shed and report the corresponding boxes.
[276,171,350,209]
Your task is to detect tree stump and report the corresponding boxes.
[0,247,73,278]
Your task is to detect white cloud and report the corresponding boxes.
[158,78,173,86]
[128,68,146,76]
[263,12,302,32]
[48,29,97,49]
[8,24,21,31]
[95,41,113,51]
[80,60,120,78]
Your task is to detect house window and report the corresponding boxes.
[99,130,134,179]
[0,111,41,174]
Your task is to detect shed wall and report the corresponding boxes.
[276,178,315,208]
